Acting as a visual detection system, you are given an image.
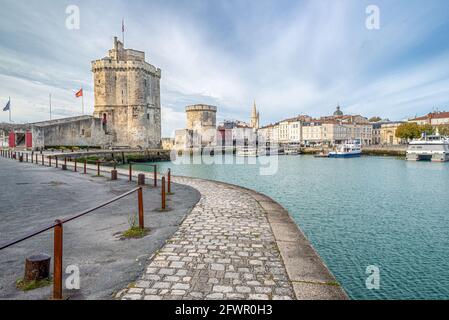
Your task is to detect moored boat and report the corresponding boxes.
[406,134,449,162]
[328,140,361,158]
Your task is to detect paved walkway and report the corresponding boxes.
[119,177,295,300]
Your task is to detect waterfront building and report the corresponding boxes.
[379,121,406,145]
[372,122,382,145]
[302,121,323,145]
[409,111,449,126]
[257,123,278,144]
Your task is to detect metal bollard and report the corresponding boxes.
[53,220,63,300]
[111,169,118,180]
[97,161,100,176]
[42,155,44,165]
[129,164,132,182]
[84,159,87,174]
[26,153,28,163]
[154,165,157,187]
[56,157,58,168]
[74,159,77,172]
[137,173,145,186]
[138,187,144,229]
[161,176,166,210]
[168,169,171,194]
[49,156,52,167]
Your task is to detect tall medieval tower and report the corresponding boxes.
[91,37,161,148]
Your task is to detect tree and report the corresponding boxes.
[419,124,434,136]
[395,123,421,140]
[369,116,382,122]
[437,124,449,136]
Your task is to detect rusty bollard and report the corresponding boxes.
[138,173,145,186]
[56,157,58,168]
[26,153,28,163]
[111,169,118,181]
[138,187,144,229]
[42,155,44,165]
[168,169,171,194]
[84,159,87,174]
[129,164,132,182]
[161,176,166,210]
[49,156,52,167]
[35,154,38,163]
[97,161,100,176]
[74,160,77,172]
[53,220,63,300]
[24,254,51,283]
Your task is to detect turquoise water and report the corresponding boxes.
[128,155,449,300]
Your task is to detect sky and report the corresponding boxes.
[1,0,449,137]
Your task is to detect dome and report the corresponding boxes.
[333,105,343,116]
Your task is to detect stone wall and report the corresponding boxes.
[31,116,112,149]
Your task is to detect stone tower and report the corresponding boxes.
[250,100,260,129]
[185,104,217,146]
[92,37,161,148]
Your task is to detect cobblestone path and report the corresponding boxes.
[120,177,295,300]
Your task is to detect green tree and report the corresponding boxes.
[419,124,434,136]
[369,116,382,122]
[395,123,421,140]
[437,124,449,136]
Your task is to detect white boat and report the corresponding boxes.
[284,145,300,155]
[328,140,361,158]
[406,134,449,162]
[236,146,258,157]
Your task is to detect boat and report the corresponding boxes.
[236,146,258,157]
[284,145,300,155]
[406,133,449,162]
[328,140,361,158]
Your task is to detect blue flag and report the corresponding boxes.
[3,100,10,112]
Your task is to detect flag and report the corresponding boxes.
[75,88,83,98]
[122,19,125,33]
[3,99,10,111]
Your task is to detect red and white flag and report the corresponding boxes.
[75,88,83,98]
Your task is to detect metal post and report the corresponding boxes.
[64,158,67,166]
[154,165,157,187]
[36,154,38,164]
[26,153,28,163]
[97,161,100,176]
[53,220,63,300]
[161,176,166,210]
[129,164,132,182]
[168,169,171,194]
[49,156,52,167]
[42,155,44,165]
[138,187,144,229]
[74,159,77,172]
[84,159,87,174]
[56,157,58,168]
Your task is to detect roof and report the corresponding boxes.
[410,111,449,121]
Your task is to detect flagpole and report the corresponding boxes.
[8,97,11,123]
[81,88,84,115]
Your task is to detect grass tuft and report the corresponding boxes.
[122,227,149,239]
[16,278,52,291]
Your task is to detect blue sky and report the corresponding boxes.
[1,0,449,136]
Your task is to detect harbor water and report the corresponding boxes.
[128,155,449,300]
